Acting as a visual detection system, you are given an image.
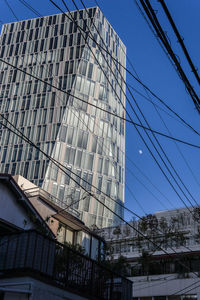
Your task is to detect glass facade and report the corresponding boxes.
[0,7,126,228]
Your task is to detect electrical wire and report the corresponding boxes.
[2,0,198,216]
[2,1,200,276]
[1,58,197,148]
[159,0,200,87]
[10,0,200,210]
[0,98,199,279]
[124,22,200,196]
[62,0,199,210]
[126,165,171,208]
[127,0,200,195]
[171,279,200,296]
[0,55,194,213]
[17,0,200,138]
[4,0,173,215]
[139,0,200,112]
[133,275,175,291]
[83,0,200,208]
[21,0,192,129]
[3,1,200,278]
[93,0,200,207]
[127,84,187,126]
[0,114,197,252]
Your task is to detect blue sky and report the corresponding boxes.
[1,0,200,220]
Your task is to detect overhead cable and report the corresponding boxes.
[18,0,200,136]
[67,0,198,208]
[159,0,200,87]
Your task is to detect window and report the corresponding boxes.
[58,185,65,201]
[86,153,94,171]
[97,138,103,155]
[97,157,103,173]
[67,126,74,145]
[11,163,16,175]
[60,125,67,142]
[75,169,81,187]
[64,167,71,185]
[88,63,93,79]
[45,26,49,38]
[65,147,76,165]
[34,161,40,179]
[91,135,97,153]
[97,177,102,194]
[57,224,74,244]
[77,130,88,149]
[73,189,80,209]
[106,180,112,196]
[63,35,67,47]
[104,159,109,175]
[60,24,64,35]
[75,150,82,168]
[53,37,58,49]
[24,162,29,178]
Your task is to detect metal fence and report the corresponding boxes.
[23,186,81,219]
[0,231,132,299]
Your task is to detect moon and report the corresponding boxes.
[138,149,143,155]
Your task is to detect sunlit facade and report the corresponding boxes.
[0,7,126,227]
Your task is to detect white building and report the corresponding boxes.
[97,208,200,299]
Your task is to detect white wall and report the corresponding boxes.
[0,182,34,230]
[130,273,200,298]
[0,277,88,300]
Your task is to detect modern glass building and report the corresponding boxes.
[0,7,126,227]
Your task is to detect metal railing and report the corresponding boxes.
[23,186,81,219]
[0,231,132,299]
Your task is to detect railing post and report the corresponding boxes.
[65,246,70,286]
[109,272,113,300]
[90,260,94,296]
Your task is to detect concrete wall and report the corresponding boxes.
[0,277,88,300]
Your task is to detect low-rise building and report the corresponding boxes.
[97,208,200,299]
[14,174,104,260]
[0,174,132,299]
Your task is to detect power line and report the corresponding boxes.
[125,27,200,197]
[4,0,172,216]
[0,108,198,277]
[126,165,171,209]
[139,0,200,112]
[95,0,200,207]
[0,2,199,284]
[71,0,199,209]
[3,0,198,216]
[128,84,187,126]
[2,1,200,273]
[5,0,200,258]
[4,0,178,224]
[1,58,198,148]
[126,155,173,205]
[159,0,200,87]
[172,280,200,296]
[134,275,175,291]
[55,0,197,213]
[17,0,200,137]
[77,0,200,134]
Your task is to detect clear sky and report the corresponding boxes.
[1,0,200,221]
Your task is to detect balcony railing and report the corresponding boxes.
[0,231,132,300]
[23,186,81,219]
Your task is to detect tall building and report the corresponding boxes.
[0,7,126,228]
